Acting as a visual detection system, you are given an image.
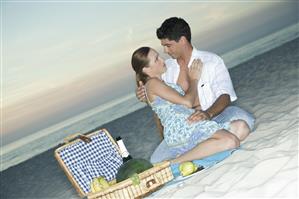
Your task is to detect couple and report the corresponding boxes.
[132,17,255,164]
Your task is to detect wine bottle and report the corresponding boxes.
[116,136,132,163]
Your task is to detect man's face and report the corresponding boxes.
[146,49,166,76]
[160,38,182,59]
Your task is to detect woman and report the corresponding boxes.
[131,47,249,164]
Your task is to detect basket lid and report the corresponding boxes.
[57,130,123,194]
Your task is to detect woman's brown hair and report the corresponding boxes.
[131,47,150,85]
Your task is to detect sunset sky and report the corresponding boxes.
[2,1,298,145]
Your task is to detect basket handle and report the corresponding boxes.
[63,133,92,144]
[146,179,157,188]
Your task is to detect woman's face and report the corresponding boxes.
[145,48,166,76]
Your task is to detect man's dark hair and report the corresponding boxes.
[156,17,191,43]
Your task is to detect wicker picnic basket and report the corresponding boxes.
[54,129,173,199]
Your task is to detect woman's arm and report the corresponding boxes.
[146,59,202,108]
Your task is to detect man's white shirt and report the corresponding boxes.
[162,47,237,111]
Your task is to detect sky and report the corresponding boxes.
[1,1,298,145]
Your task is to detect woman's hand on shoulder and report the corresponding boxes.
[189,59,203,80]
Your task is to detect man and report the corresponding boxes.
[136,17,255,163]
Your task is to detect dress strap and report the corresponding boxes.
[144,86,152,106]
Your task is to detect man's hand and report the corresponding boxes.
[136,81,146,102]
[187,110,211,123]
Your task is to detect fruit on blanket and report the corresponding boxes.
[129,173,140,185]
[179,162,197,176]
[108,179,117,186]
[116,158,153,182]
[90,176,110,193]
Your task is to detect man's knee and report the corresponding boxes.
[239,112,255,131]
[239,120,250,137]
[233,119,250,140]
[226,106,255,131]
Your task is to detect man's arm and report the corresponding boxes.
[188,54,235,122]
[188,94,230,122]
[206,94,230,118]
[136,81,147,103]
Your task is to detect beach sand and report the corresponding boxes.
[1,38,298,199]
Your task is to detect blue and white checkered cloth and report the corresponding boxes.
[59,130,123,193]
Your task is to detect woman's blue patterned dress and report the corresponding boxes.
[148,82,230,156]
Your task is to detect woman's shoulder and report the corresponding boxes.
[144,78,164,103]
[145,78,163,88]
[146,79,177,89]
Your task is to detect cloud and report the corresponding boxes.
[3,1,297,143]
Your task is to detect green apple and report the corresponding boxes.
[98,177,110,189]
[179,162,197,177]
[90,176,110,193]
[129,173,140,186]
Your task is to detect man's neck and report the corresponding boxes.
[177,44,193,68]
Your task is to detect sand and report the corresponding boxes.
[1,38,298,199]
[148,38,299,198]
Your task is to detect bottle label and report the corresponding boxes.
[117,139,130,158]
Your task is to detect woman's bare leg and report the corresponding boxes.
[229,120,250,141]
[171,130,240,164]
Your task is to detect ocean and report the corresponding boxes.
[1,22,298,172]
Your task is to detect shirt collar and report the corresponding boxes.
[174,46,198,68]
[188,47,198,67]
